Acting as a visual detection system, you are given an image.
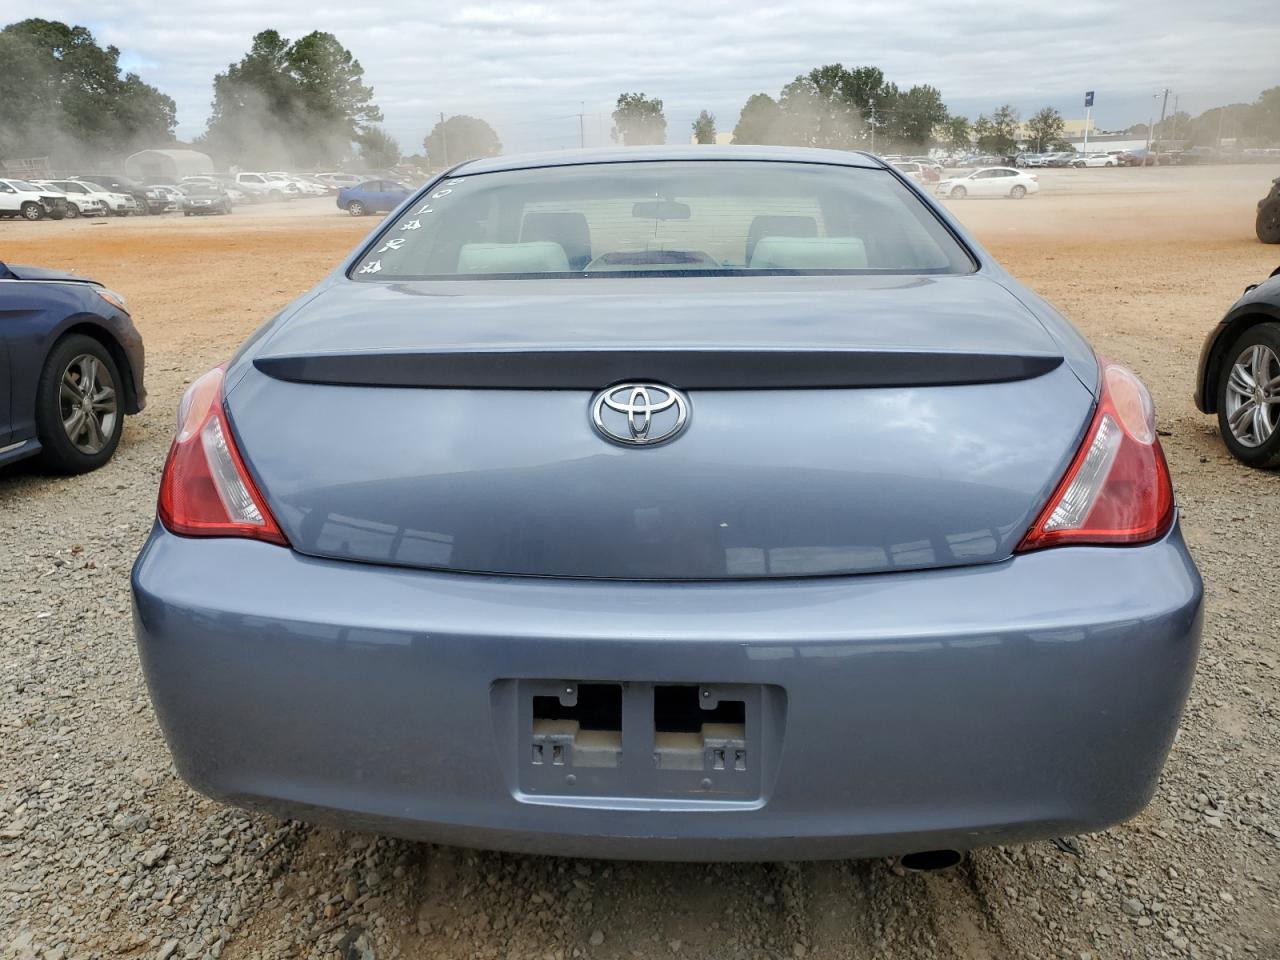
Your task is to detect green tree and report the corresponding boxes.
[1026,106,1065,152]
[974,104,1019,156]
[424,115,501,168]
[0,19,175,165]
[1154,110,1191,142]
[731,93,783,144]
[692,110,716,144]
[942,115,971,151]
[201,29,380,168]
[1254,86,1280,142]
[358,126,400,168]
[971,115,993,151]
[882,84,948,149]
[777,64,867,148]
[611,93,666,145]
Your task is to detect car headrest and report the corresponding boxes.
[748,237,868,270]
[456,242,571,275]
[745,215,818,263]
[521,212,592,270]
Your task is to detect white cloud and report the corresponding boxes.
[41,0,1280,154]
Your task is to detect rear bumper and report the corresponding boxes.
[132,522,1202,861]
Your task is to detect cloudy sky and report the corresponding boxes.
[30,0,1280,153]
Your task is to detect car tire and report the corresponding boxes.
[1216,323,1280,469]
[949,186,967,199]
[34,334,125,475]
[65,203,80,219]
[21,201,43,221]
[1258,200,1280,244]
[347,200,366,216]
[1010,185,1027,199]
[49,208,66,221]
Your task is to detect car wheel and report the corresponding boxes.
[21,201,43,221]
[34,334,124,474]
[1106,160,1116,167]
[1010,185,1027,199]
[347,200,366,216]
[49,208,66,221]
[1216,324,1280,468]
[65,203,80,219]
[949,186,967,199]
[1258,200,1280,244]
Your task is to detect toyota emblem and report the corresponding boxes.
[590,383,690,446]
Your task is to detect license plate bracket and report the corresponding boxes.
[497,680,784,803]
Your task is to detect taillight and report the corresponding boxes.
[157,365,288,545]
[1017,360,1174,551]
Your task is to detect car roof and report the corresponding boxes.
[453,145,886,176]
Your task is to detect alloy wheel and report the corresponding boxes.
[1224,343,1279,447]
[59,354,119,455]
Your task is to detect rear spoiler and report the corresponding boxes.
[254,348,1063,390]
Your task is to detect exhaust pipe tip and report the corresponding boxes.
[898,849,963,873]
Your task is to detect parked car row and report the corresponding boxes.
[2,170,426,222]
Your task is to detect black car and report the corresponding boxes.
[74,174,151,214]
[1195,265,1280,467]
[178,182,233,216]
[0,262,146,473]
[1259,178,1280,244]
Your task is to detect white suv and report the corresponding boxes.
[34,180,115,217]
[0,178,65,220]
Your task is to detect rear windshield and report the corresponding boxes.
[351,161,973,280]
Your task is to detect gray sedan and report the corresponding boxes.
[132,146,1202,863]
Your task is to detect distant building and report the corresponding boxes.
[124,149,214,182]
[1014,117,1097,144]
[1063,134,1149,153]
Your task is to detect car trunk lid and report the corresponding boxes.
[227,275,1094,579]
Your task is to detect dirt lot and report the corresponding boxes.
[2,164,1279,960]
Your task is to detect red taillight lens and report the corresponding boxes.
[157,365,288,546]
[1017,360,1174,551]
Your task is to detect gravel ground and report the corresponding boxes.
[2,165,1279,960]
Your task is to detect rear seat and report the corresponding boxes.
[748,237,868,270]
[457,242,571,275]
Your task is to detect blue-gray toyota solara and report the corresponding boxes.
[132,146,1202,863]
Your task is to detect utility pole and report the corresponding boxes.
[1170,94,1179,143]
[439,111,448,169]
[578,102,585,149]
[1145,94,1158,156]
[1154,88,1170,152]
